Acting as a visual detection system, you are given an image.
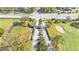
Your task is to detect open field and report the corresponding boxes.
[47,22,79,51]
[0,19,33,51]
[1,7,79,51]
[0,19,19,29]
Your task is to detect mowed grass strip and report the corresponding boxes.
[47,23,79,51]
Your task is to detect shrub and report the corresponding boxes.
[51,35,64,51]
[0,28,32,51]
[66,16,72,23]
[70,22,79,29]
[46,19,52,28]
[20,17,28,23]
[76,15,79,21]
[0,28,4,37]
[36,36,47,51]
[28,19,36,28]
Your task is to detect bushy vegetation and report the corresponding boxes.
[0,18,33,51]
[35,19,47,51]
[70,16,79,29]
[24,7,36,13]
[37,7,56,13]
[0,7,36,14]
[28,18,36,28]
[45,19,52,28]
[36,35,47,51]
[0,28,4,37]
[7,17,36,33]
[51,35,64,51]
[70,22,79,29]
[0,27,32,51]
[76,16,79,21]
[36,29,47,51]
[20,17,36,27]
[66,16,72,23]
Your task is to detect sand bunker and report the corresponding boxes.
[55,26,65,34]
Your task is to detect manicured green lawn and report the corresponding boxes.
[62,31,79,51]
[47,23,79,51]
[61,23,79,51]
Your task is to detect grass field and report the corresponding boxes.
[0,19,32,51]
[47,22,79,51]
[0,19,20,30]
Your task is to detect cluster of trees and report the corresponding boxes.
[36,29,47,51]
[45,19,52,28]
[28,18,36,28]
[0,7,56,14]
[35,19,47,51]
[8,17,36,33]
[0,7,14,14]
[19,17,36,28]
[37,7,56,13]
[45,16,72,27]
[70,22,79,29]
[70,16,79,29]
[24,7,36,13]
[53,16,72,23]
[76,16,79,21]
[15,7,36,13]
[36,35,47,51]
[0,7,36,14]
